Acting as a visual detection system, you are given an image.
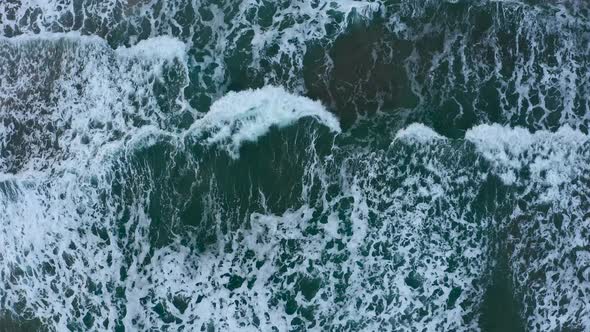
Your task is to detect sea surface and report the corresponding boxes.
[1,0,590,331]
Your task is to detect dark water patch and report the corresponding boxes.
[304,16,417,129]
[0,313,45,332]
[479,254,524,332]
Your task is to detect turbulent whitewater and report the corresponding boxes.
[1,0,590,331]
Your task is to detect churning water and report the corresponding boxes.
[1,0,590,331]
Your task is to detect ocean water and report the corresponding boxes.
[1,0,589,331]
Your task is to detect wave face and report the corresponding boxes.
[1,1,590,331]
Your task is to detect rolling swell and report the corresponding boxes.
[1,0,590,331]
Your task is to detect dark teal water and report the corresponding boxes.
[1,0,590,331]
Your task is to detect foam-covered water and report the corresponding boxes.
[1,0,590,331]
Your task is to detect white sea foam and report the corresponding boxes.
[0,31,101,43]
[395,123,447,144]
[466,124,589,188]
[189,86,341,158]
[115,36,186,61]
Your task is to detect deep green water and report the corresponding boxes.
[1,0,590,331]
